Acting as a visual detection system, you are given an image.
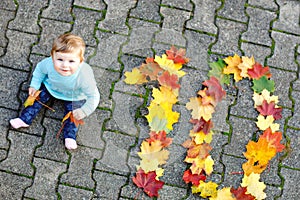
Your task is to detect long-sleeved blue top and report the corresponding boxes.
[30,57,100,116]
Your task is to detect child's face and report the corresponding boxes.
[52,50,82,76]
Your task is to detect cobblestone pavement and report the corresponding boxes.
[0,0,299,199]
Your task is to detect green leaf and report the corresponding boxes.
[208,58,230,85]
[252,76,275,93]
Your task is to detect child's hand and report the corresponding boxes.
[72,108,86,120]
[28,87,37,96]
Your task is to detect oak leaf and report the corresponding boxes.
[132,169,164,197]
[186,97,215,121]
[24,90,42,107]
[260,128,285,153]
[210,187,236,200]
[231,187,255,200]
[157,71,180,90]
[241,173,266,200]
[238,56,255,78]
[223,54,243,82]
[252,76,275,93]
[183,169,206,186]
[256,100,282,120]
[191,181,218,198]
[208,58,231,85]
[124,68,147,84]
[247,62,271,80]
[166,45,189,64]
[203,76,226,102]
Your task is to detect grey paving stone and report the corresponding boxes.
[273,0,300,35]
[241,42,271,64]
[0,9,15,47]
[288,91,300,129]
[32,19,72,55]
[93,171,127,199]
[0,172,32,199]
[61,146,102,189]
[98,0,136,34]
[96,131,135,175]
[0,130,41,176]
[155,7,190,46]
[25,157,66,199]
[265,185,282,200]
[0,47,4,56]
[74,0,106,10]
[260,154,282,185]
[123,18,159,57]
[89,31,127,70]
[278,167,300,200]
[248,0,278,11]
[218,0,248,22]
[282,128,300,168]
[213,96,233,133]
[120,178,153,200]
[185,30,216,70]
[59,185,94,200]
[211,19,247,55]
[130,0,161,22]
[209,132,228,174]
[8,0,47,34]
[0,30,37,70]
[158,184,187,199]
[72,8,102,47]
[162,0,193,10]
[186,0,220,34]
[0,108,18,149]
[35,118,69,162]
[242,7,276,46]
[41,0,73,22]
[224,116,257,157]
[267,31,300,71]
[0,149,6,161]
[106,92,143,135]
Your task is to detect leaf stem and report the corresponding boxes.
[36,99,55,112]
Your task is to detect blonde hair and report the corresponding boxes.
[51,33,86,62]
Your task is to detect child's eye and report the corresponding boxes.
[69,60,75,63]
[58,58,63,61]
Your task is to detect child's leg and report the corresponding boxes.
[63,99,86,149]
[10,85,52,128]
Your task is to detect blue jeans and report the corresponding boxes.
[20,85,85,140]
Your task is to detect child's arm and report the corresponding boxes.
[29,58,48,91]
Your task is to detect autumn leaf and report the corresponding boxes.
[260,128,285,152]
[190,118,213,134]
[138,159,160,173]
[124,68,147,84]
[132,169,164,197]
[139,59,164,81]
[241,173,266,200]
[186,97,215,121]
[208,58,231,85]
[189,130,214,144]
[138,140,169,165]
[166,45,189,64]
[24,90,41,107]
[242,158,269,176]
[185,155,214,175]
[210,187,236,200]
[252,76,275,93]
[146,131,173,148]
[247,62,271,80]
[203,76,226,102]
[231,187,255,200]
[223,54,243,82]
[256,115,280,132]
[253,89,279,108]
[238,56,255,78]
[157,70,180,90]
[62,111,84,127]
[184,142,212,159]
[256,100,282,120]
[183,169,206,186]
[191,181,218,198]
[152,86,178,105]
[197,89,217,107]
[154,54,186,77]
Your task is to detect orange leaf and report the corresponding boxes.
[23,90,41,107]
[260,128,285,152]
[62,111,84,127]
[166,46,189,64]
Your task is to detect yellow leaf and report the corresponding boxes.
[238,56,255,78]
[23,90,41,107]
[186,97,215,121]
[223,54,242,82]
[152,86,178,105]
[154,54,185,77]
[124,68,147,84]
[155,168,164,180]
[185,155,214,175]
[138,140,169,165]
[192,181,218,198]
[241,173,266,200]
[190,130,214,144]
[253,89,279,108]
[137,158,159,173]
[256,115,279,131]
[210,187,236,200]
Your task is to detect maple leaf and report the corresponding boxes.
[24,90,42,107]
[152,86,178,105]
[197,89,217,107]
[166,45,189,64]
[184,142,212,159]
[62,111,84,127]
[252,76,275,93]
[183,169,206,186]
[146,131,173,148]
[139,59,164,81]
[190,118,213,134]
[238,56,255,78]
[241,173,266,200]
[223,54,243,82]
[231,187,255,200]
[191,181,218,198]
[203,76,226,102]
[256,115,280,132]
[138,140,169,165]
[242,158,269,176]
[247,62,271,80]
[138,158,160,173]
[185,155,214,175]
[157,70,180,90]
[210,187,236,200]
[253,89,279,108]
[154,54,185,77]
[256,100,282,120]
[124,68,148,84]
[132,169,164,197]
[188,130,214,144]
[260,128,285,152]
[208,58,231,85]
[186,97,215,121]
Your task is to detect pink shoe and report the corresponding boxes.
[9,118,29,129]
[65,138,78,150]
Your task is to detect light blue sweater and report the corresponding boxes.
[30,57,100,116]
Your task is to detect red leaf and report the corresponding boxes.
[158,71,180,90]
[231,187,255,200]
[132,169,164,197]
[190,118,213,134]
[139,59,163,81]
[166,46,189,64]
[260,128,285,152]
[203,76,226,102]
[146,131,173,148]
[256,100,282,120]
[247,62,271,79]
[183,169,206,186]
